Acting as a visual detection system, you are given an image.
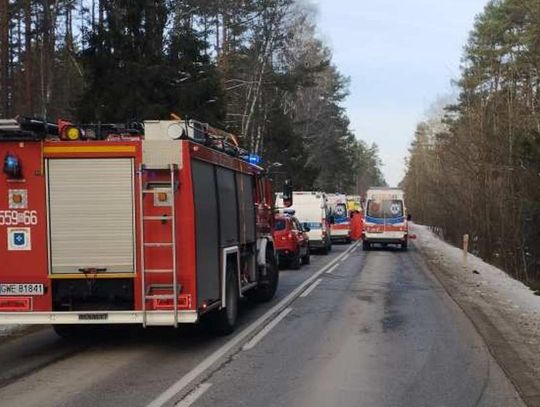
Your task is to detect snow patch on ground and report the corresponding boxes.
[412,225,540,323]
[0,325,22,338]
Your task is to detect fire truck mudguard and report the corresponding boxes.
[0,118,279,334]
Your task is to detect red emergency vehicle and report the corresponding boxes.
[273,211,310,269]
[0,117,280,336]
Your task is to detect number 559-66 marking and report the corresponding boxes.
[0,210,38,226]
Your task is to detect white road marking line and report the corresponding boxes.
[242,307,293,351]
[300,278,322,298]
[146,241,359,407]
[325,263,340,274]
[175,383,212,407]
[341,253,351,262]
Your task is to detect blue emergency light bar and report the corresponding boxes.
[3,153,22,178]
[245,154,261,165]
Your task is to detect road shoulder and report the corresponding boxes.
[411,224,540,407]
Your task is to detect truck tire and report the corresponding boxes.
[246,249,279,303]
[401,240,408,251]
[362,240,371,251]
[208,266,239,335]
[321,245,329,255]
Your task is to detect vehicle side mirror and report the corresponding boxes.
[302,223,311,232]
[283,178,293,207]
[407,214,412,221]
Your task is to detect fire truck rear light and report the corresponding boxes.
[12,193,23,204]
[0,297,31,311]
[157,192,168,202]
[152,294,191,310]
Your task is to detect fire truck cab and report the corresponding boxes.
[0,118,279,335]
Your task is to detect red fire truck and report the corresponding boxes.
[0,117,280,336]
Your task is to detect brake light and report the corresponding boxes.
[0,297,31,311]
[152,294,191,310]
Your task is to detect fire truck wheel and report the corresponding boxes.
[401,240,408,251]
[362,240,371,251]
[246,249,279,303]
[209,267,239,335]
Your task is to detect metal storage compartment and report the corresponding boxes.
[47,158,135,274]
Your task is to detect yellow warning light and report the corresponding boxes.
[157,192,168,202]
[66,127,81,141]
[12,194,23,204]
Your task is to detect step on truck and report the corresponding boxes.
[0,117,281,336]
[362,187,409,251]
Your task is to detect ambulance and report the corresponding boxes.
[362,187,409,250]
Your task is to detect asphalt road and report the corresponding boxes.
[0,243,525,407]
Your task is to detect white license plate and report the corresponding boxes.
[0,283,44,296]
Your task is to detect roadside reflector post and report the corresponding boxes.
[463,234,469,271]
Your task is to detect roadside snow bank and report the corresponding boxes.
[413,223,539,319]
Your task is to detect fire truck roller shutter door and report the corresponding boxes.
[47,158,135,274]
[191,160,220,307]
[216,167,239,247]
[236,173,256,244]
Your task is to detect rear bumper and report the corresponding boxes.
[0,310,199,325]
[363,233,407,244]
[308,239,326,248]
[276,249,297,261]
[330,230,350,240]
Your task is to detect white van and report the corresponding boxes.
[276,191,332,254]
[363,187,409,250]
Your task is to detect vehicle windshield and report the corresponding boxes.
[331,203,348,222]
[274,219,287,231]
[305,222,322,230]
[367,199,404,218]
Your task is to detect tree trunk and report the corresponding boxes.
[0,0,9,117]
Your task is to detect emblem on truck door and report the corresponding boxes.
[8,189,28,209]
[7,227,31,251]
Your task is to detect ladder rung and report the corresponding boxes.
[144,242,173,247]
[142,164,178,171]
[143,189,173,194]
[144,269,174,274]
[145,294,176,300]
[143,216,172,221]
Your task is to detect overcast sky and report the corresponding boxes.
[313,0,488,186]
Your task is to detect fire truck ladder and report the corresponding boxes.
[138,164,179,327]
